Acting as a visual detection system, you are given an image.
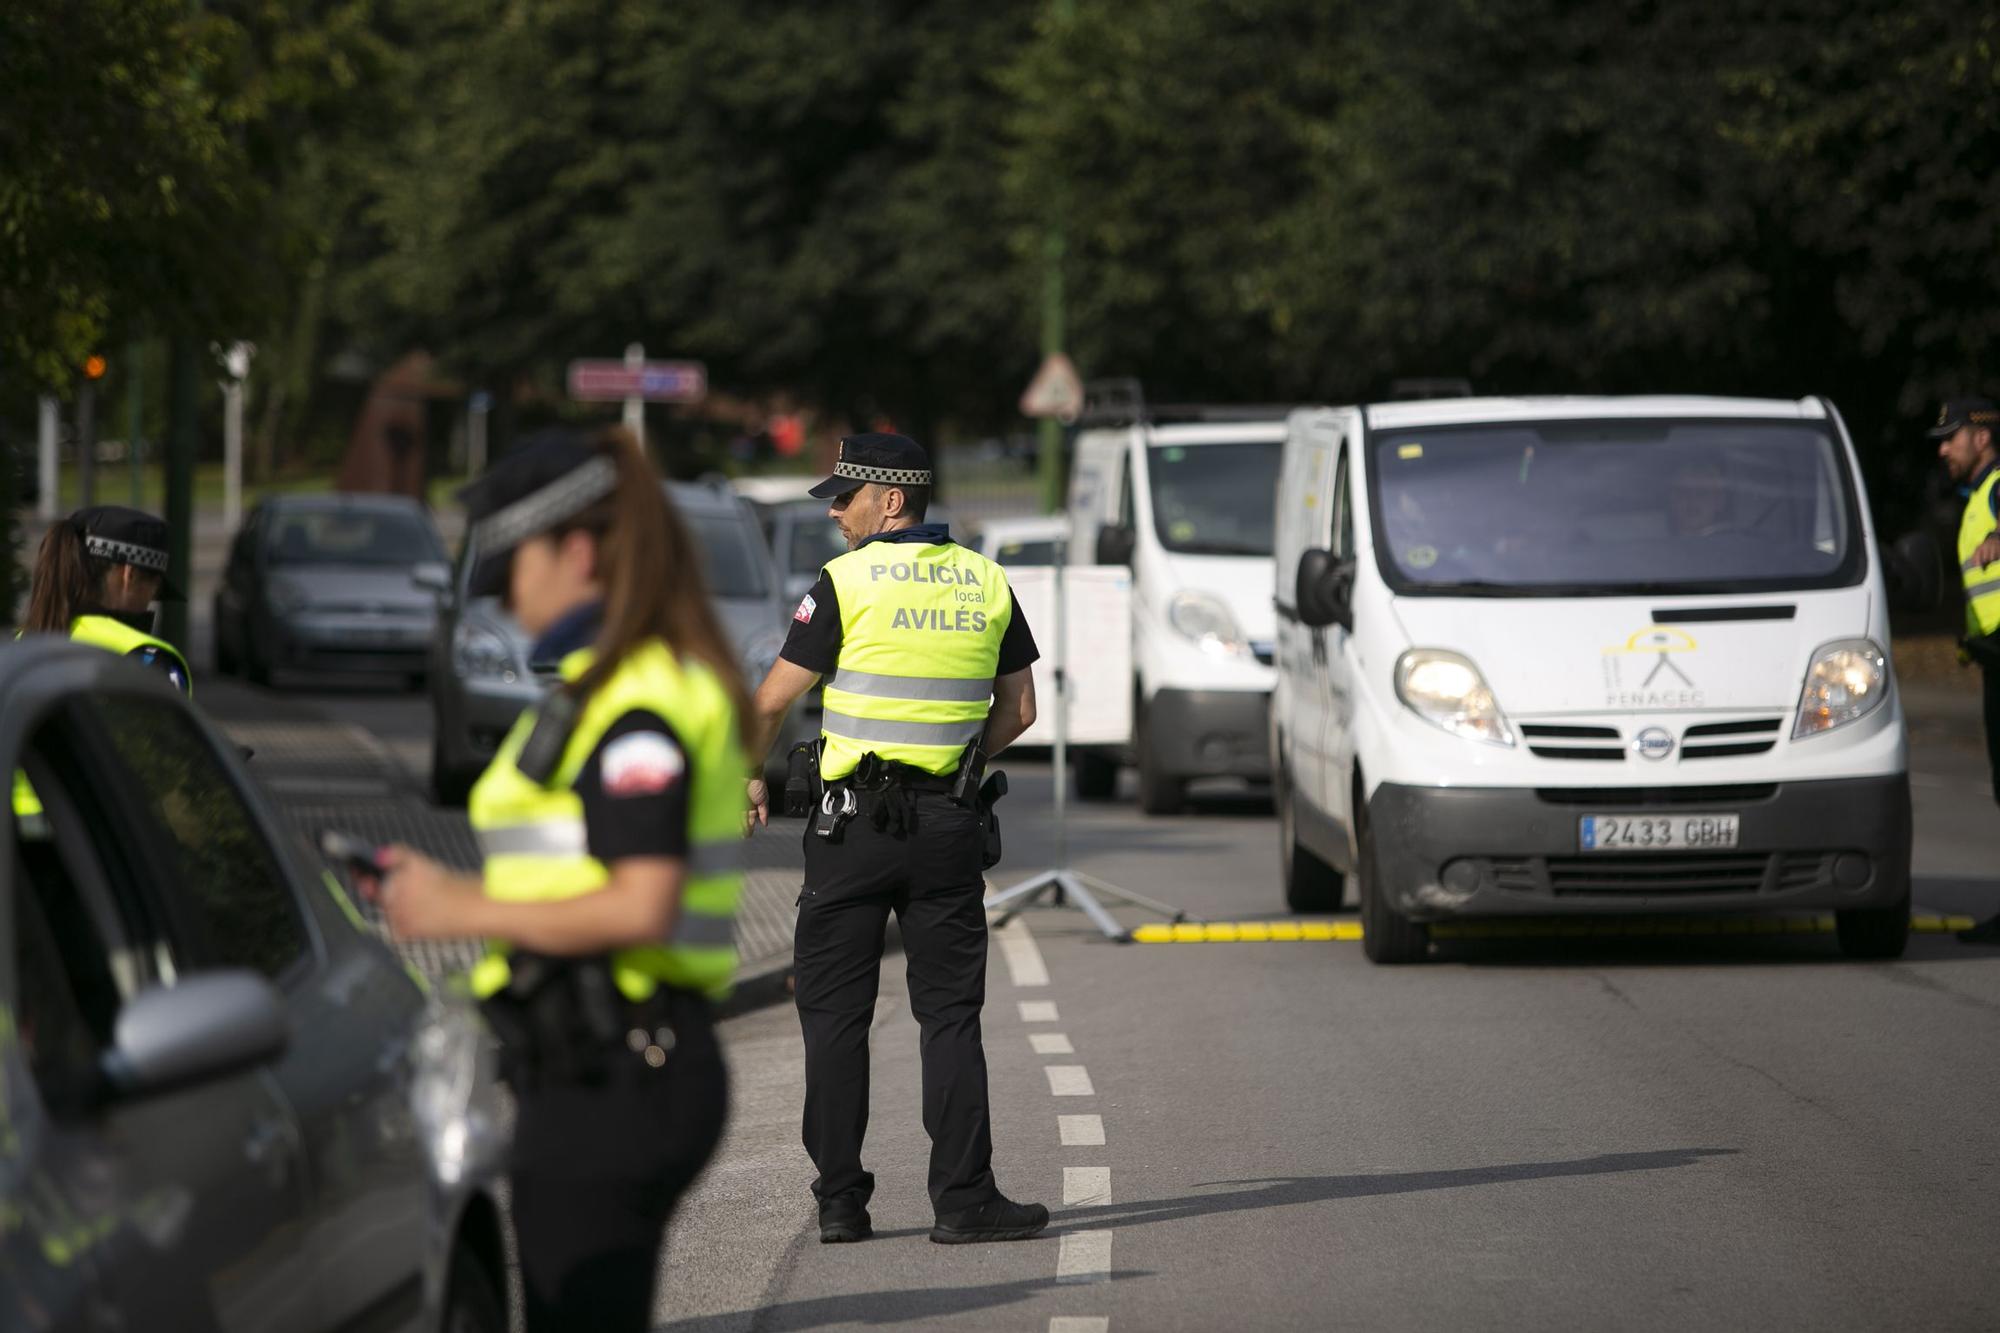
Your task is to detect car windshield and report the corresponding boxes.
[787,513,849,577]
[690,510,770,600]
[994,539,1058,566]
[1148,439,1283,556]
[266,509,443,566]
[1368,419,1861,596]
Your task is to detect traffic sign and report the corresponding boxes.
[567,359,707,404]
[1020,353,1083,422]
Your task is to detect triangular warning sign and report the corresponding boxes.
[1020,353,1084,422]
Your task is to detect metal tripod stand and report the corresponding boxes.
[982,534,1197,941]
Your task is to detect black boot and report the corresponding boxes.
[929,1194,1050,1245]
[818,1196,873,1244]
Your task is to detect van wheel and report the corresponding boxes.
[1135,704,1183,816]
[1074,752,1119,801]
[442,1243,507,1333]
[1357,801,1428,964]
[1835,894,1909,960]
[1277,755,1344,911]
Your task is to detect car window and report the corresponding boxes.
[1147,440,1284,557]
[689,510,771,600]
[996,539,1057,566]
[89,696,312,981]
[787,515,847,578]
[1333,446,1354,559]
[1117,449,1136,531]
[266,508,444,567]
[14,860,119,1114]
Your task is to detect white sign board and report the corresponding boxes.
[1006,565,1133,747]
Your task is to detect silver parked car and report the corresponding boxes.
[2,638,508,1331]
[215,494,448,689]
[425,479,814,803]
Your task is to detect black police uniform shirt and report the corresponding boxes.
[531,603,691,861]
[779,525,1040,677]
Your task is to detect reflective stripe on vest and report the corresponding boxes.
[819,542,1010,780]
[1958,471,2000,638]
[466,639,747,1002]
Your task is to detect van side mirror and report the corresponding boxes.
[1094,523,1136,566]
[1882,529,1942,614]
[100,970,289,1100]
[1295,548,1354,630]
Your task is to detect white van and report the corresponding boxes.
[1271,396,1912,963]
[1066,385,1292,812]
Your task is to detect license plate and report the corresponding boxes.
[1579,813,1740,852]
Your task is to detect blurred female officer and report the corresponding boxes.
[20,505,190,692]
[375,428,746,1331]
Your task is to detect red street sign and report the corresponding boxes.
[567,359,707,404]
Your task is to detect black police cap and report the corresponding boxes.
[458,428,620,599]
[807,432,934,499]
[71,504,181,600]
[1927,396,2000,440]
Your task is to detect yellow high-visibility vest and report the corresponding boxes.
[1958,469,2000,639]
[818,539,1011,780]
[466,638,745,1002]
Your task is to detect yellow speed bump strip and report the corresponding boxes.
[1129,915,1974,943]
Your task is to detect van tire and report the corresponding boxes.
[1135,704,1183,816]
[1074,752,1119,802]
[1357,801,1428,964]
[1277,757,1344,912]
[1835,895,1909,960]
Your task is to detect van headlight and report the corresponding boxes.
[1395,649,1516,747]
[1167,591,1249,658]
[1793,640,1887,739]
[453,622,518,681]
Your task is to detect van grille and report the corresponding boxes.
[1681,717,1782,760]
[1520,723,1623,761]
[1484,850,1835,897]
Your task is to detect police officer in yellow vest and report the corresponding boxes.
[19,506,191,692]
[1934,396,2000,943]
[745,433,1049,1245]
[370,429,746,1331]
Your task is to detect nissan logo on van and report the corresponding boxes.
[1632,727,1676,762]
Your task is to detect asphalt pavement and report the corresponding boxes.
[207,655,2000,1332]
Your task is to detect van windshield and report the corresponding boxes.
[1368,419,1862,596]
[1148,439,1283,556]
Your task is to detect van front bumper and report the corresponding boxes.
[1147,687,1271,781]
[1368,774,1910,920]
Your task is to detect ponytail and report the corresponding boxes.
[562,429,755,750]
[22,521,110,634]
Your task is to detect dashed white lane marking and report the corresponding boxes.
[1050,1319,1110,1333]
[996,919,1050,987]
[1019,1000,1060,1022]
[1045,1065,1095,1096]
[1059,1114,1105,1146]
[1057,1231,1114,1284]
[1064,1166,1111,1207]
[1031,1032,1075,1055]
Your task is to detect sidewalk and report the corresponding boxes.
[204,681,804,1013]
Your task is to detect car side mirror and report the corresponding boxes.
[1295,548,1354,630]
[100,970,289,1100]
[1094,523,1136,566]
[1882,529,1941,614]
[411,562,453,601]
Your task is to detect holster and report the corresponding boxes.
[784,739,823,817]
[480,955,660,1089]
[979,771,1008,870]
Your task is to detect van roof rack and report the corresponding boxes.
[1387,377,1475,401]
[1079,378,1293,427]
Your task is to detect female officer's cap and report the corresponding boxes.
[70,505,182,599]
[458,429,620,599]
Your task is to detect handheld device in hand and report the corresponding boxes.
[318,829,382,879]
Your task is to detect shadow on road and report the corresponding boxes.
[655,1271,1156,1333]
[1912,874,2000,919]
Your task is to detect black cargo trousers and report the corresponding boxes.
[793,786,997,1216]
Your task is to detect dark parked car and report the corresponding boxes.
[2,638,508,1331]
[424,479,814,803]
[214,494,448,689]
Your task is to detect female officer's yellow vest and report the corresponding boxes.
[13,615,191,822]
[466,638,745,1003]
[1959,470,2000,639]
[818,540,1012,780]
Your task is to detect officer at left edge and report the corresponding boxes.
[1934,395,2000,944]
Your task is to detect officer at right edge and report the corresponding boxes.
[743,432,1050,1245]
[1933,396,2000,943]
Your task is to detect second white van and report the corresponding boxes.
[1271,395,1912,963]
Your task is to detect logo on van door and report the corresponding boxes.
[1601,626,1705,710]
[1632,727,1676,762]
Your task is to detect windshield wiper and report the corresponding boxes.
[1168,541,1270,557]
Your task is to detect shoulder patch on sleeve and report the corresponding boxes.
[793,593,817,624]
[600,729,685,797]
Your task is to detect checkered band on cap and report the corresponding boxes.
[473,455,620,553]
[83,535,169,573]
[832,460,932,486]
